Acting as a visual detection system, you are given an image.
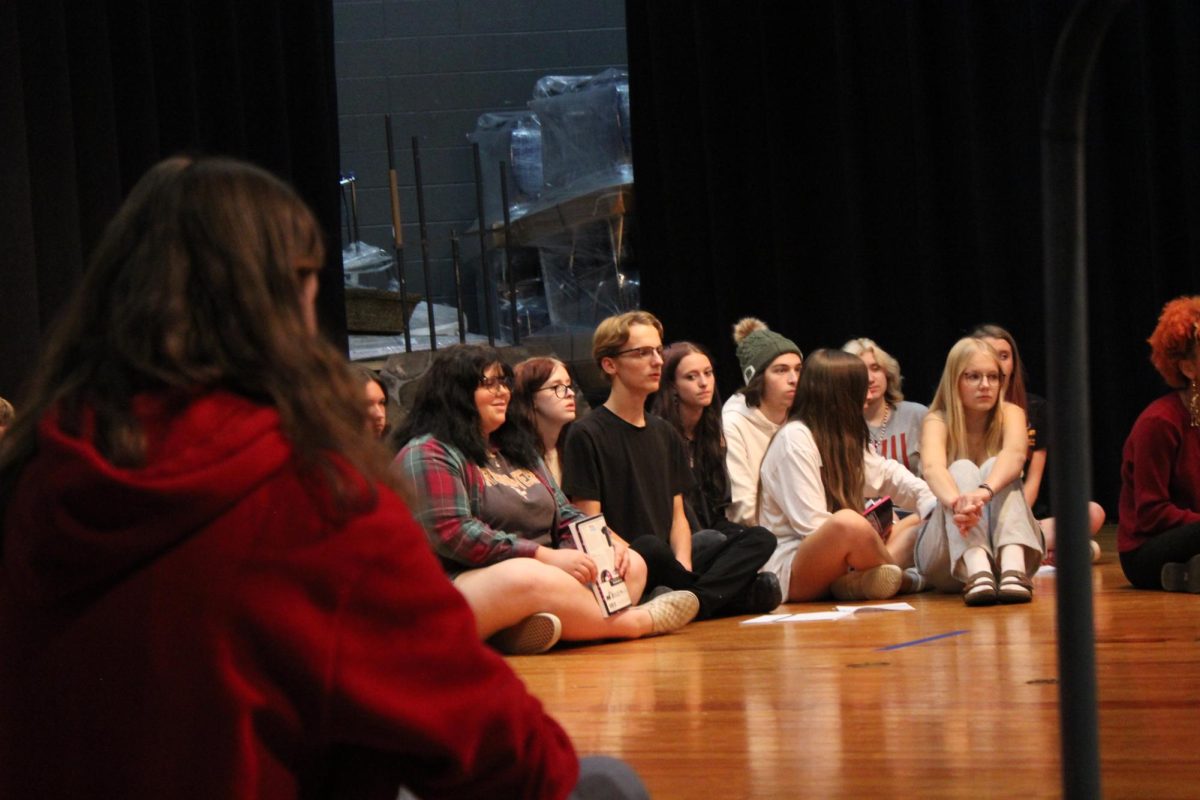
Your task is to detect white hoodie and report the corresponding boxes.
[721,392,782,527]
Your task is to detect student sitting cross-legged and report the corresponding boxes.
[758,349,937,603]
[561,311,779,620]
[394,344,699,655]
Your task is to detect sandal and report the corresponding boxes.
[962,571,998,607]
[998,570,1033,604]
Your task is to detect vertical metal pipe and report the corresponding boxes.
[498,161,520,345]
[412,135,438,351]
[1041,1,1128,797]
[384,115,411,352]
[451,230,467,344]
[472,142,496,347]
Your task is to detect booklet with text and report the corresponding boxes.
[566,514,633,616]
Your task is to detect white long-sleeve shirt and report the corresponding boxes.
[722,393,781,527]
[758,420,937,598]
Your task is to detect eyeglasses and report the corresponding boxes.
[536,382,575,399]
[961,371,1002,387]
[478,374,513,395]
[612,345,664,360]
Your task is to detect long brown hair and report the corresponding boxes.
[511,357,570,458]
[652,342,726,508]
[929,337,1006,462]
[0,156,388,516]
[790,349,869,512]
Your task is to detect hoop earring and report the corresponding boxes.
[1190,379,1200,428]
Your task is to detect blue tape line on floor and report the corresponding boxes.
[878,630,969,651]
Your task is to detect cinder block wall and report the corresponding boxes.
[334,0,627,329]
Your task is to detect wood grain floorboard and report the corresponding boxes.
[509,527,1200,799]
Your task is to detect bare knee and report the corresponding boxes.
[1088,502,1106,534]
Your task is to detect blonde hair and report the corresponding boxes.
[929,337,1006,462]
[841,337,904,406]
[592,311,664,374]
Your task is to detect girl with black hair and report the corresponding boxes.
[758,350,936,602]
[394,345,699,654]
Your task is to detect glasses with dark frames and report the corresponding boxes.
[478,374,513,395]
[536,382,575,399]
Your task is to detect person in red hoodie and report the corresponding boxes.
[0,156,646,799]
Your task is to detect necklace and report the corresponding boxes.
[870,404,892,452]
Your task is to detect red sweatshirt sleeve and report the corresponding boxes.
[1125,412,1200,537]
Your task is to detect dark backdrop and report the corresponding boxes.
[1,0,345,404]
[627,0,1200,510]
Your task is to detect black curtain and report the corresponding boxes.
[1,0,344,402]
[627,0,1200,509]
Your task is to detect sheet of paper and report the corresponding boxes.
[741,614,793,625]
[834,602,915,613]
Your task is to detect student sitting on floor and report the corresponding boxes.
[0,156,624,799]
[511,356,576,487]
[1118,296,1200,592]
[562,311,780,619]
[969,323,1105,565]
[914,337,1045,606]
[758,349,935,603]
[394,344,698,655]
[723,318,803,527]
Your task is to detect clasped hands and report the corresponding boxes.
[951,488,991,536]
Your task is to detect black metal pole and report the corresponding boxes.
[412,136,438,351]
[472,142,496,347]
[451,230,467,344]
[1041,1,1128,797]
[384,115,411,353]
[498,160,520,345]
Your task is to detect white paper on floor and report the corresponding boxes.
[741,602,915,625]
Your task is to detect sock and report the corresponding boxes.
[999,544,1026,575]
[963,546,992,577]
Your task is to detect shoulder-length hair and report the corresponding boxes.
[969,323,1027,410]
[929,337,1006,461]
[0,156,386,515]
[842,337,904,406]
[511,356,570,457]
[790,349,869,512]
[397,344,539,469]
[652,342,726,503]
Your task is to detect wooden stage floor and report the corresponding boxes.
[509,527,1199,798]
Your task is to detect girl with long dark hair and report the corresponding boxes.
[0,157,586,797]
[758,350,935,602]
[510,356,575,486]
[394,345,699,654]
[914,337,1045,606]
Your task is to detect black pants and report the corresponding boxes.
[1119,522,1200,589]
[630,525,775,619]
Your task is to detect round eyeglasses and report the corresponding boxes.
[536,382,575,399]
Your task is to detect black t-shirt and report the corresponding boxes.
[561,406,694,543]
[1025,392,1051,517]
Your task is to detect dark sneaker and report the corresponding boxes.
[1161,554,1200,593]
[737,571,783,614]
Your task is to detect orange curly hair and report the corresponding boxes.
[1148,296,1200,388]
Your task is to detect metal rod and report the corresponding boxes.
[412,135,438,351]
[472,142,496,346]
[1041,1,1128,797]
[451,230,467,344]
[498,160,520,345]
[384,114,411,353]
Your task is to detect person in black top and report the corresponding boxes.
[561,312,780,619]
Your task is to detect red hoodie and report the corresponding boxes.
[0,391,577,799]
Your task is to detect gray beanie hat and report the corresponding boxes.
[733,318,802,385]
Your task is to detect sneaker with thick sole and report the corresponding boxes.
[642,590,700,635]
[1161,553,1200,593]
[489,612,562,655]
[729,572,784,614]
[830,564,903,601]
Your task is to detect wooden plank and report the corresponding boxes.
[510,527,1200,798]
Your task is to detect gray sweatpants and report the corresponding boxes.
[914,457,1044,592]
